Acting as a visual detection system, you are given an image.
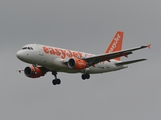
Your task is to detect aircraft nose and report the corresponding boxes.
[16,50,24,60]
[16,50,33,63]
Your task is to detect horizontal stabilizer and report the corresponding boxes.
[115,59,147,66]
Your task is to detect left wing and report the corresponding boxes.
[115,58,147,66]
[83,44,151,66]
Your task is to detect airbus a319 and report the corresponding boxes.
[16,31,150,85]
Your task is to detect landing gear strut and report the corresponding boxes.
[81,73,90,80]
[52,72,61,85]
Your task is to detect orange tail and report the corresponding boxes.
[105,31,124,61]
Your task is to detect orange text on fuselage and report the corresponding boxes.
[43,46,93,59]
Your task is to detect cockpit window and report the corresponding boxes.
[22,47,34,50]
[22,47,27,50]
[28,47,33,50]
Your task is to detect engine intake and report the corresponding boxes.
[68,58,87,70]
[24,66,45,78]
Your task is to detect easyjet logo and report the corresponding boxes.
[109,34,120,53]
[43,46,92,59]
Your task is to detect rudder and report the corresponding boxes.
[105,31,124,61]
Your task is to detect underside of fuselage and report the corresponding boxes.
[42,61,127,74]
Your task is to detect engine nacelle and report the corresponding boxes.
[68,58,87,70]
[24,66,45,78]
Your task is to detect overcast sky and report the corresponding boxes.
[0,0,161,120]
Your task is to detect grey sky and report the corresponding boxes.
[0,0,160,120]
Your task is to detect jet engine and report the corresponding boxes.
[68,58,87,70]
[24,66,45,78]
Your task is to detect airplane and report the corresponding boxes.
[16,31,150,85]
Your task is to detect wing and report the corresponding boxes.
[83,44,151,66]
[115,59,147,66]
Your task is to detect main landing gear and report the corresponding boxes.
[81,73,90,80]
[52,72,61,85]
[51,72,90,85]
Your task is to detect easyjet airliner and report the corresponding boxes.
[16,31,150,85]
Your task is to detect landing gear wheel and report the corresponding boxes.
[52,79,56,85]
[57,79,61,85]
[86,73,90,79]
[52,71,61,85]
[82,74,86,80]
[81,73,90,80]
[52,79,61,85]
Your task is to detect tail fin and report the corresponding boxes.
[105,31,124,61]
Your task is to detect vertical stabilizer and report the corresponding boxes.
[105,31,124,61]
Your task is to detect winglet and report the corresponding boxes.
[147,44,151,49]
[105,31,124,61]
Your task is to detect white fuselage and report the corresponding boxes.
[16,44,127,74]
